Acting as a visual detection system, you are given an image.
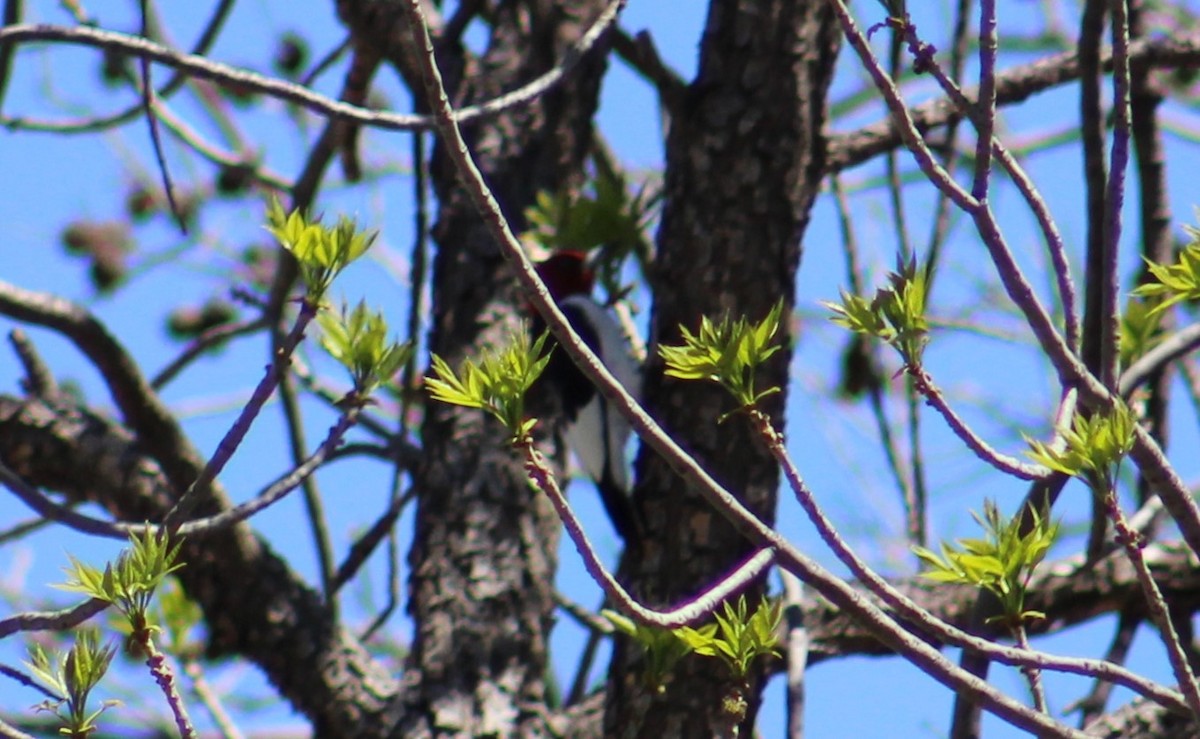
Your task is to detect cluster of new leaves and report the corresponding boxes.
[426,326,552,443]
[267,202,407,402]
[1133,218,1200,317]
[57,529,185,629]
[317,300,413,399]
[913,501,1059,628]
[25,630,119,737]
[675,596,783,680]
[521,168,656,293]
[1025,403,1136,490]
[602,610,695,692]
[824,256,932,367]
[265,197,376,302]
[659,301,784,413]
[604,597,782,702]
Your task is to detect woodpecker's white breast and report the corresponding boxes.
[558,294,641,494]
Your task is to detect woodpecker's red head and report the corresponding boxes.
[535,250,595,302]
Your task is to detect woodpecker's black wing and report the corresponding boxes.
[531,296,642,540]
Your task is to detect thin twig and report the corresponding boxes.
[0,410,358,540]
[908,366,1051,481]
[300,35,353,88]
[1120,323,1200,398]
[278,373,338,611]
[972,0,999,199]
[152,316,270,390]
[1067,610,1139,726]
[0,512,54,545]
[146,98,291,191]
[138,0,186,235]
[8,328,56,397]
[1102,0,1134,394]
[1102,480,1200,722]
[525,442,777,627]
[183,660,245,739]
[826,31,1200,171]
[830,177,914,528]
[829,6,977,210]
[1013,625,1048,713]
[0,19,622,135]
[903,378,927,546]
[900,25,1081,371]
[880,18,925,548]
[555,591,614,635]
[332,488,411,594]
[838,6,1200,559]
[1127,0,1174,516]
[165,301,317,528]
[0,718,35,739]
[139,635,196,738]
[610,28,685,118]
[924,0,974,273]
[0,597,108,639]
[0,0,235,135]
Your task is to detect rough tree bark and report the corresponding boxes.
[605,1,840,735]
[382,1,612,735]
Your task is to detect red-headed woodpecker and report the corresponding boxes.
[529,251,642,540]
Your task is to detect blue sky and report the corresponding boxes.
[2,0,1198,736]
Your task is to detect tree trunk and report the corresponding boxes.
[395,1,610,735]
[606,1,840,735]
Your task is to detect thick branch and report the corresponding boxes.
[827,32,1200,171]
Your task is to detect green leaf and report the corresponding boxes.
[602,610,695,692]
[25,643,65,698]
[264,196,378,300]
[659,301,786,408]
[57,530,184,622]
[1133,217,1200,317]
[318,300,414,396]
[673,596,782,679]
[912,500,1059,624]
[426,325,551,442]
[602,610,636,636]
[57,555,108,601]
[426,354,487,409]
[1025,403,1136,483]
[1120,297,1164,367]
[154,579,202,657]
[826,254,932,367]
[25,629,118,736]
[521,169,656,265]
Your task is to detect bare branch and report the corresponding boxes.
[0,16,622,135]
[827,32,1200,171]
